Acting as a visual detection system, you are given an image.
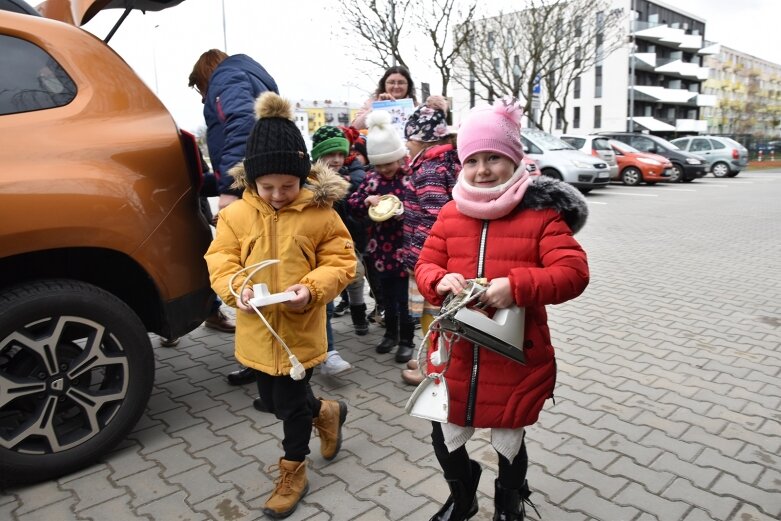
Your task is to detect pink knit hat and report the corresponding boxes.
[457,99,524,166]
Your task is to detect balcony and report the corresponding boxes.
[633,23,704,51]
[676,119,708,132]
[631,85,698,104]
[655,60,710,80]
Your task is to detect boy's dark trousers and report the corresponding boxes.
[256,368,321,461]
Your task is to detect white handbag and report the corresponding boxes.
[404,376,449,422]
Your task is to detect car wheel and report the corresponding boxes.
[711,161,730,178]
[669,163,684,183]
[620,167,642,186]
[726,171,740,178]
[578,188,592,194]
[0,279,154,487]
[541,168,562,181]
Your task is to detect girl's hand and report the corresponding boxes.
[480,277,514,309]
[237,287,255,313]
[377,92,396,101]
[365,195,381,207]
[284,284,311,310]
[436,273,467,296]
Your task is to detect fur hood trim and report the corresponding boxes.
[228,161,348,207]
[519,176,588,234]
[307,161,350,207]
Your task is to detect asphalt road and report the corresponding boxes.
[3,171,780,521]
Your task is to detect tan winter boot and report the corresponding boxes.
[312,399,347,460]
[262,458,309,519]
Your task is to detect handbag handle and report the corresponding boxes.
[414,280,489,379]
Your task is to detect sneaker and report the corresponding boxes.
[204,309,235,333]
[159,337,180,347]
[333,299,350,316]
[320,351,352,376]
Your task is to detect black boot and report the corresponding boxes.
[350,304,369,336]
[493,479,539,521]
[430,460,482,521]
[376,313,399,353]
[395,317,415,363]
[226,366,257,386]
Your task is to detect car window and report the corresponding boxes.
[672,138,689,149]
[522,130,574,151]
[561,137,585,149]
[520,135,542,155]
[709,139,726,149]
[722,137,743,148]
[0,35,77,116]
[592,137,611,151]
[691,138,712,152]
[608,139,637,154]
[630,136,656,153]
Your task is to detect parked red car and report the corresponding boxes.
[608,139,673,185]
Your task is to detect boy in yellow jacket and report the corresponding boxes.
[205,92,356,518]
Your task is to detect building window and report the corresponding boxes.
[574,107,581,128]
[574,76,581,99]
[595,66,603,98]
[594,105,602,128]
[555,108,563,129]
[487,31,495,50]
[575,47,582,69]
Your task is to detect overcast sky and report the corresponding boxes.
[72,0,781,133]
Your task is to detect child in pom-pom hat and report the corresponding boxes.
[413,98,590,519]
[348,110,416,363]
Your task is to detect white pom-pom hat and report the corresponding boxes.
[366,110,408,165]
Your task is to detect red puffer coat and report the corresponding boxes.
[414,177,589,429]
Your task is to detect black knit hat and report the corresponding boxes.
[243,92,311,184]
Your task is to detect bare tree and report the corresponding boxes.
[454,0,625,130]
[336,0,477,96]
[415,0,477,96]
[336,0,414,70]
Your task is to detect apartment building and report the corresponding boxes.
[453,0,717,138]
[702,46,781,137]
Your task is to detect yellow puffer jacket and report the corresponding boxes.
[205,163,356,375]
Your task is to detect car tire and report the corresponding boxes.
[541,168,562,181]
[726,171,740,178]
[620,167,642,186]
[0,279,154,487]
[669,163,684,183]
[711,161,730,178]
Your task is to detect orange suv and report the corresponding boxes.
[0,0,214,485]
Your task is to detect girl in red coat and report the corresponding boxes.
[414,99,590,520]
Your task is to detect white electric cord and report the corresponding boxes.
[228,260,305,380]
[415,279,489,380]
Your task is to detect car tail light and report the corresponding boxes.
[732,148,739,159]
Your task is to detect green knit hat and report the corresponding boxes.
[311,125,349,161]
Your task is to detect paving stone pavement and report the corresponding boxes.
[3,171,780,521]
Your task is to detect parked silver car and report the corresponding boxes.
[670,136,748,177]
[520,129,610,193]
[560,134,619,179]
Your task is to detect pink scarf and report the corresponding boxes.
[452,165,530,220]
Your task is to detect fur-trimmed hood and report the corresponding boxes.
[519,176,589,234]
[228,161,349,208]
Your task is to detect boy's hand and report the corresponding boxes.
[236,287,255,313]
[284,284,311,310]
[480,277,514,309]
[365,195,381,207]
[436,273,466,296]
